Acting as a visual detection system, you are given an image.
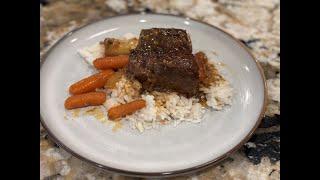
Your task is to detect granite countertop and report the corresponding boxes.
[40,0,280,179]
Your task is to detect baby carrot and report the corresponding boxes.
[108,99,146,121]
[69,69,114,95]
[64,92,106,110]
[93,55,129,70]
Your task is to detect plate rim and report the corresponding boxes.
[40,12,267,178]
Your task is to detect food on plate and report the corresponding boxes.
[104,38,138,56]
[65,28,233,132]
[108,99,146,120]
[195,51,209,82]
[104,70,125,89]
[136,28,192,52]
[65,92,106,109]
[127,28,199,97]
[93,55,129,69]
[69,70,114,94]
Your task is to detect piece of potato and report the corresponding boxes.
[104,38,138,56]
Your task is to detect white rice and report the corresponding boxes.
[201,80,233,110]
[78,43,104,66]
[77,36,233,132]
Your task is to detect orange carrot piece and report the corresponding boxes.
[69,70,114,95]
[64,92,106,110]
[108,99,146,120]
[93,55,129,70]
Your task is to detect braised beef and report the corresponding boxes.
[127,28,199,97]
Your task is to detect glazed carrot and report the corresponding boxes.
[69,70,114,95]
[64,92,106,110]
[195,52,208,82]
[108,99,146,120]
[93,55,129,70]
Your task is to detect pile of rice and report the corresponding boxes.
[77,34,233,132]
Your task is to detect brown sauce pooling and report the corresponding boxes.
[195,51,224,87]
[204,63,224,86]
[197,92,208,107]
[195,51,225,107]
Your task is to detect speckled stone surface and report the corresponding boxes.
[40,0,280,179]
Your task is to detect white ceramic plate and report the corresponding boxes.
[40,14,266,177]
